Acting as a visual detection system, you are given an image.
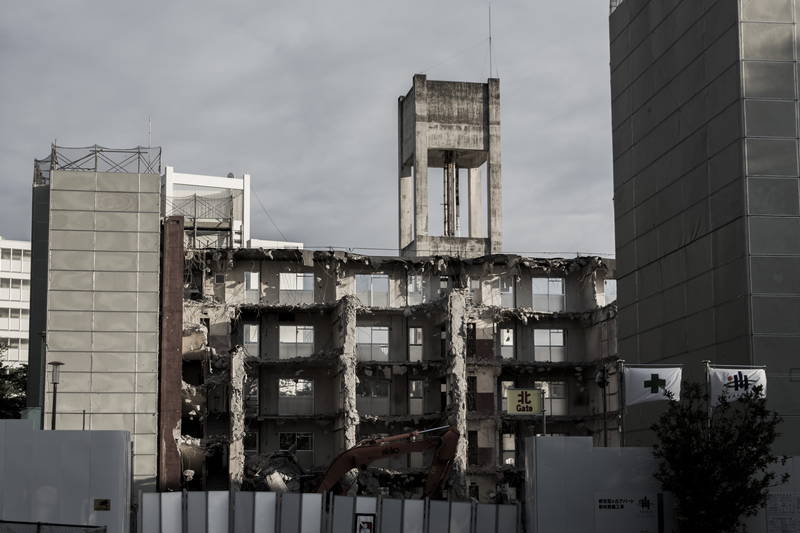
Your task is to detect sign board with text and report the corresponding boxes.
[506,388,543,415]
[594,493,662,533]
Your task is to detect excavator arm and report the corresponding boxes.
[316,426,460,497]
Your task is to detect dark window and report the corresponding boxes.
[468,431,479,466]
[214,274,225,284]
[467,376,477,412]
[469,483,480,500]
[466,323,476,358]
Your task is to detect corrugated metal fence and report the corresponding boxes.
[138,492,520,533]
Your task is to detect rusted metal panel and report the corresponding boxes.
[158,216,184,490]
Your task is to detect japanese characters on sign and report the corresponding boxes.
[506,388,543,415]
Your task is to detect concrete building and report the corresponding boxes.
[161,77,619,503]
[28,145,163,491]
[0,238,31,366]
[609,0,800,452]
[162,166,251,249]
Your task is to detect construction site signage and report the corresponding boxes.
[506,388,543,415]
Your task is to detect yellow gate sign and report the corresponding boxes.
[506,388,543,415]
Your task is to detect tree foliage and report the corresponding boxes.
[0,361,27,419]
[651,382,788,533]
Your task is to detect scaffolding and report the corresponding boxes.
[34,145,161,185]
[165,191,243,250]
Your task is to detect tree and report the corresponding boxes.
[0,361,27,419]
[651,382,788,533]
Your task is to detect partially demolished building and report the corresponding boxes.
[28,76,618,503]
[168,247,617,502]
[161,76,619,502]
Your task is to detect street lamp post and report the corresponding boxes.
[48,361,64,430]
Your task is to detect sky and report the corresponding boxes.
[0,0,614,256]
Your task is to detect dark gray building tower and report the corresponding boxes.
[610,0,800,452]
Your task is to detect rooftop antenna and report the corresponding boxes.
[488,0,493,78]
[147,115,151,147]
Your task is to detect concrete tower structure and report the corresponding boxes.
[398,75,502,257]
[609,0,800,452]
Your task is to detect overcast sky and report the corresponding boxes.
[0,0,614,256]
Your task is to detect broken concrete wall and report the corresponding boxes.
[335,295,359,449]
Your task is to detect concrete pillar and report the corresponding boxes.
[158,216,184,491]
[468,168,482,237]
[399,93,414,252]
[228,346,246,491]
[399,167,413,250]
[335,295,359,449]
[413,74,429,239]
[446,290,469,499]
[487,78,502,253]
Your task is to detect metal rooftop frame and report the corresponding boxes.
[34,144,161,185]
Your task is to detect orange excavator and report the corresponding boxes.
[315,425,460,497]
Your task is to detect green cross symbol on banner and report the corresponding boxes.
[644,374,666,393]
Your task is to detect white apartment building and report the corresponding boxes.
[0,238,31,365]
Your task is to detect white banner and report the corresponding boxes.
[709,367,766,405]
[624,366,681,406]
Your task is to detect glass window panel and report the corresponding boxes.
[356,275,371,292]
[500,328,514,346]
[533,329,550,345]
[279,433,296,450]
[745,100,797,137]
[551,329,564,346]
[373,380,390,397]
[604,280,617,303]
[743,61,795,98]
[532,278,549,294]
[534,346,551,361]
[741,22,794,60]
[301,273,314,290]
[279,272,298,290]
[500,277,513,293]
[373,275,389,292]
[409,380,423,398]
[548,278,564,295]
[357,326,371,344]
[296,433,313,451]
[549,382,566,398]
[372,327,389,344]
[550,346,565,362]
[298,326,314,343]
[549,295,565,312]
[279,379,296,396]
[295,379,313,396]
[502,434,516,451]
[409,327,423,345]
[245,271,259,290]
[244,324,259,343]
[279,325,297,343]
[746,138,799,176]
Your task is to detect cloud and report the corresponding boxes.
[0,0,614,256]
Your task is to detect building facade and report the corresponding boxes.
[0,238,31,366]
[171,247,617,502]
[28,145,163,491]
[610,0,800,452]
